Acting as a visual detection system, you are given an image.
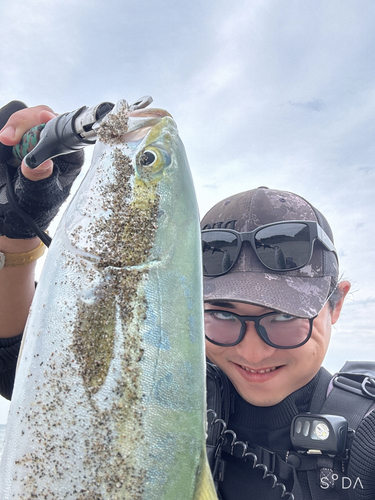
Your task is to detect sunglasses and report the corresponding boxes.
[204,309,315,349]
[201,221,337,277]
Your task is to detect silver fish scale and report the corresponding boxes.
[0,102,209,499]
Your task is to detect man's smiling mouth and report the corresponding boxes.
[239,365,279,374]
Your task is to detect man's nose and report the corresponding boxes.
[234,320,277,360]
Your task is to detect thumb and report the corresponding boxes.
[21,158,54,181]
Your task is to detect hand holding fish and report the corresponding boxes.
[0,101,84,240]
[0,102,85,341]
[0,102,56,181]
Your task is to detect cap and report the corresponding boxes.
[201,187,338,318]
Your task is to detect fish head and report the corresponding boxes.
[109,106,179,183]
[61,101,195,270]
[112,104,197,268]
[133,114,177,183]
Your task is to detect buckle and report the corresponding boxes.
[257,447,276,474]
[0,252,5,270]
[333,373,375,400]
[362,376,375,398]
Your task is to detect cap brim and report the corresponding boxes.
[203,272,331,319]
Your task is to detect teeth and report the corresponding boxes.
[241,366,277,374]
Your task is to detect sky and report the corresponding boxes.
[1,0,375,422]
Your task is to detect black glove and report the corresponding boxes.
[0,101,84,243]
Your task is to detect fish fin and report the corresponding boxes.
[193,451,218,500]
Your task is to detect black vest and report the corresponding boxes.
[206,362,375,500]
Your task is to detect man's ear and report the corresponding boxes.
[331,281,351,325]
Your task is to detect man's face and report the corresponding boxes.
[205,285,348,406]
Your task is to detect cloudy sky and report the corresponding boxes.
[1,0,375,421]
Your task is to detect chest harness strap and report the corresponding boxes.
[206,362,375,500]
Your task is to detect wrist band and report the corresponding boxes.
[0,240,46,269]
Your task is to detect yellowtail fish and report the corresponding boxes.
[0,100,217,499]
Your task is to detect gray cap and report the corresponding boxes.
[201,187,338,318]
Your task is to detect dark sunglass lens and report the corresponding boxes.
[259,314,311,348]
[254,223,311,270]
[202,232,239,276]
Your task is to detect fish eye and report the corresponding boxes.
[140,150,157,166]
[135,146,171,181]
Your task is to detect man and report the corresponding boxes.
[0,102,374,499]
[200,188,361,499]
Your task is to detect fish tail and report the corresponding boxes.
[193,450,218,499]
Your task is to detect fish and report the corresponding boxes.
[0,100,218,499]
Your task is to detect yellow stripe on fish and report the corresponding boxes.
[193,452,219,499]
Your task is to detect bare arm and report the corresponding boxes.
[0,236,39,338]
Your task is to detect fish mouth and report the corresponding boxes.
[122,108,173,143]
[130,108,172,119]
